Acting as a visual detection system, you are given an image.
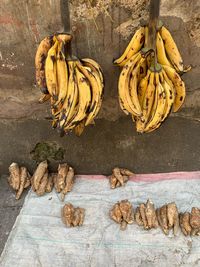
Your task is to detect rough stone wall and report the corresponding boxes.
[0,0,199,174]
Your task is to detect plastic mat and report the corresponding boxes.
[0,171,200,267]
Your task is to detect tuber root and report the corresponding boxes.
[8,163,31,200]
[61,203,85,227]
[167,202,179,235]
[56,163,69,193]
[8,162,21,191]
[190,207,200,229]
[61,167,75,201]
[157,205,169,235]
[32,160,48,191]
[179,212,192,236]
[109,167,134,189]
[36,171,48,196]
[145,199,158,229]
[45,173,55,193]
[110,200,134,230]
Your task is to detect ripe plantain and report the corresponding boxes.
[156,32,173,68]
[35,36,54,94]
[160,26,183,73]
[163,65,186,112]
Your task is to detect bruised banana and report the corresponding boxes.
[35,36,54,94]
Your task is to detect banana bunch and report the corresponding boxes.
[115,23,190,133]
[35,34,104,136]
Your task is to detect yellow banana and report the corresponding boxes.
[129,65,143,115]
[160,26,183,73]
[57,61,76,129]
[161,77,175,122]
[137,70,151,106]
[35,35,53,93]
[156,32,173,68]
[114,27,145,66]
[163,65,186,112]
[53,42,68,108]
[76,62,102,126]
[74,119,86,136]
[118,53,143,116]
[136,71,155,133]
[67,66,91,129]
[142,72,156,124]
[81,58,104,85]
[38,93,51,104]
[45,39,59,99]
[144,75,166,133]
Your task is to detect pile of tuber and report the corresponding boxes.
[135,199,158,230]
[54,164,75,201]
[8,163,31,200]
[31,160,53,196]
[156,202,179,236]
[109,167,134,189]
[61,203,85,227]
[109,200,134,230]
[180,207,200,236]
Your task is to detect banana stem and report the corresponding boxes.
[148,0,160,69]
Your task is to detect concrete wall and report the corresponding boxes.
[0,0,200,174]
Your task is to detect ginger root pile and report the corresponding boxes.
[109,200,134,230]
[110,199,200,236]
[8,161,75,201]
[109,167,135,189]
[8,163,31,200]
[61,203,85,227]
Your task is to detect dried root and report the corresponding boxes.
[61,203,85,227]
[109,167,135,189]
[135,199,158,230]
[8,163,31,200]
[109,200,134,230]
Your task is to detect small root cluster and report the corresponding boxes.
[180,208,200,236]
[8,163,31,200]
[109,167,134,189]
[61,203,85,227]
[109,200,134,230]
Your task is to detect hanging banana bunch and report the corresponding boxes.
[35,33,104,137]
[115,16,191,133]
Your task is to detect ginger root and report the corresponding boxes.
[109,167,134,189]
[61,203,85,227]
[167,202,179,235]
[110,200,134,230]
[8,163,31,200]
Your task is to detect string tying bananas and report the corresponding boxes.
[35,34,104,136]
[115,22,191,133]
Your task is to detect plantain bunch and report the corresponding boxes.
[35,34,104,136]
[115,22,191,133]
